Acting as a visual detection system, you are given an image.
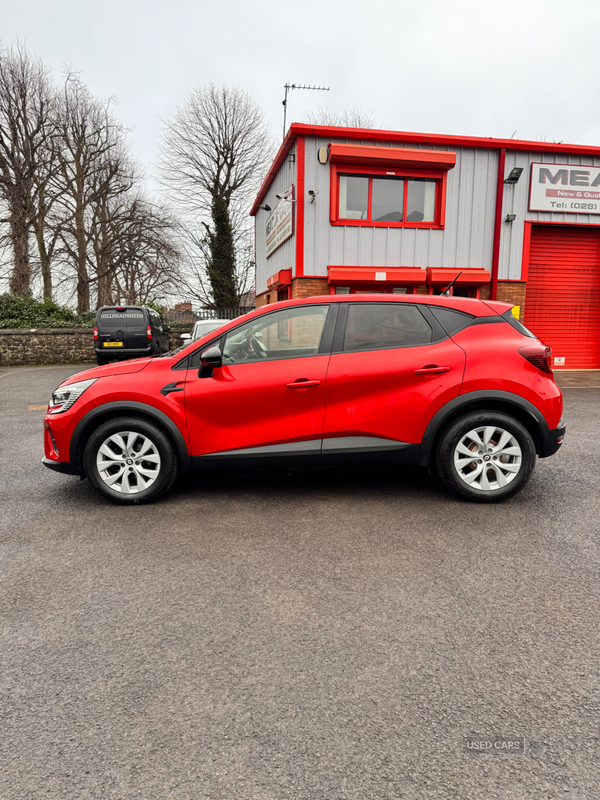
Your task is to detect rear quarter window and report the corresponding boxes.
[429,307,474,336]
[502,310,536,338]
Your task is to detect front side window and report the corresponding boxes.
[344,304,432,351]
[334,167,443,227]
[222,306,329,364]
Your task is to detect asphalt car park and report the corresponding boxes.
[2,364,600,799]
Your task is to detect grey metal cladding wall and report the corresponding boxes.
[255,144,297,294]
[499,151,600,280]
[303,136,499,276]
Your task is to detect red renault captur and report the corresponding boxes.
[43,295,565,504]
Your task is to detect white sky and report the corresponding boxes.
[3,0,600,188]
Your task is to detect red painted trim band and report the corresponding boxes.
[295,137,305,278]
[491,148,506,300]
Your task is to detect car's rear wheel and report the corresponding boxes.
[84,416,179,504]
[436,411,536,502]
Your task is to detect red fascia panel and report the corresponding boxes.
[426,267,491,285]
[251,123,600,215]
[329,143,456,171]
[328,266,426,284]
[267,269,292,289]
[291,123,600,157]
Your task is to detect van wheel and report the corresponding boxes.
[83,416,179,504]
[436,411,536,502]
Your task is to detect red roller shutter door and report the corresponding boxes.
[524,225,600,370]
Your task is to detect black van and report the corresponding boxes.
[94,306,170,365]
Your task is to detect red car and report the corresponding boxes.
[42,295,565,504]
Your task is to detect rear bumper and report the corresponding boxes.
[540,418,566,458]
[42,457,81,475]
[94,346,152,357]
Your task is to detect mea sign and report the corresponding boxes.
[530,163,600,215]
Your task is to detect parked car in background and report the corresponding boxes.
[45,294,565,505]
[94,306,170,365]
[180,319,231,343]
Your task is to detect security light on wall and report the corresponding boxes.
[505,214,516,223]
[504,167,523,185]
[259,204,271,212]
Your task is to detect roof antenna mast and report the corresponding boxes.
[282,83,329,140]
[440,272,462,296]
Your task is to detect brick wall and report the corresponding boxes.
[291,278,329,298]
[496,282,527,316]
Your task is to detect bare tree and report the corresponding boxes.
[53,73,128,312]
[159,84,274,308]
[302,105,376,129]
[0,44,60,298]
[111,199,181,306]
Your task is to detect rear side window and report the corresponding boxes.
[429,307,473,336]
[343,304,432,351]
[502,310,536,338]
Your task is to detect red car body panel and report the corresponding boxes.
[324,338,466,444]
[42,295,565,477]
[184,355,330,455]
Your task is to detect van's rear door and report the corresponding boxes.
[123,308,147,350]
[97,307,127,350]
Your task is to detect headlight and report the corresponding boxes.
[49,378,97,414]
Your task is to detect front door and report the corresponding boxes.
[184,304,333,459]
[324,302,465,449]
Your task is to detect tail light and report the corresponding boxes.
[93,326,98,340]
[519,344,553,374]
[147,325,152,340]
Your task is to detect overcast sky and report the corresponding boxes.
[3,0,600,187]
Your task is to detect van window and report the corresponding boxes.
[97,309,145,330]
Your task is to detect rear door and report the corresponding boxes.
[323,302,465,449]
[124,308,148,350]
[97,308,127,351]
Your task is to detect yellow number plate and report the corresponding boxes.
[103,342,123,347]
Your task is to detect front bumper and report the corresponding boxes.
[540,418,566,458]
[42,457,81,475]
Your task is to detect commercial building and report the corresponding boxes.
[251,124,600,370]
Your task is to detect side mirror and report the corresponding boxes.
[201,345,222,368]
[180,332,191,340]
[198,345,223,377]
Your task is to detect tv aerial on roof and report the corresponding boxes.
[282,83,329,140]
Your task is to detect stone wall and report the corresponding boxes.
[0,326,193,367]
[0,328,96,366]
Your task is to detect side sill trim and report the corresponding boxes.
[322,436,410,453]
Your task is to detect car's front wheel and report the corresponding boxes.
[436,411,536,502]
[83,416,179,504]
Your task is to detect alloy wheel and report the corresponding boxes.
[453,426,522,492]
[95,431,161,495]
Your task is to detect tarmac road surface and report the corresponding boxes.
[1,364,599,799]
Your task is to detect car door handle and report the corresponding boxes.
[414,365,451,375]
[286,379,321,389]
[160,382,184,396]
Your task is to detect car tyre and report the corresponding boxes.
[84,416,179,505]
[436,411,536,503]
